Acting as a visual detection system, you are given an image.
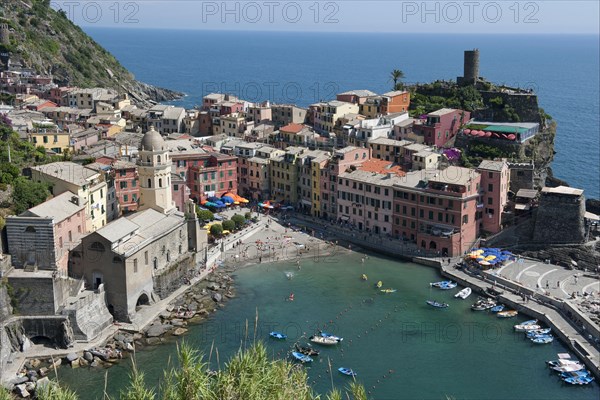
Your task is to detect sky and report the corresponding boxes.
[50,0,600,34]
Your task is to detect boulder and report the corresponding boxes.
[66,353,79,362]
[83,351,94,362]
[26,370,38,380]
[49,358,61,369]
[10,376,29,386]
[211,293,222,302]
[79,358,89,367]
[24,382,35,392]
[207,282,220,291]
[146,323,170,338]
[172,327,188,336]
[146,337,162,346]
[70,359,80,369]
[38,367,49,377]
[13,383,30,398]
[36,377,51,390]
[27,359,41,369]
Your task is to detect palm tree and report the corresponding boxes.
[390,69,405,90]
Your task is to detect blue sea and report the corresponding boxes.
[84,29,599,198]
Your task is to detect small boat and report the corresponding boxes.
[380,288,397,293]
[291,351,313,363]
[376,281,383,288]
[514,324,541,332]
[438,281,457,290]
[490,305,505,313]
[560,370,591,379]
[548,358,585,372]
[426,300,449,308]
[530,335,553,344]
[562,375,594,385]
[430,280,452,288]
[319,331,343,342]
[361,274,368,281]
[520,319,538,326]
[288,293,295,301]
[454,287,472,299]
[471,298,496,311]
[269,331,287,340]
[497,310,518,318]
[526,328,552,338]
[295,344,319,356]
[310,335,340,346]
[338,367,357,377]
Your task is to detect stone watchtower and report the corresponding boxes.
[457,49,480,86]
[0,23,9,46]
[137,126,176,214]
[532,186,586,244]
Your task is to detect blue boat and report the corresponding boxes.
[426,300,449,308]
[563,375,594,385]
[526,328,551,338]
[560,370,590,379]
[530,335,553,344]
[338,367,357,377]
[291,351,313,363]
[269,331,287,340]
[430,280,452,288]
[438,281,458,290]
[490,305,505,313]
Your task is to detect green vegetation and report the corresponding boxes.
[409,81,484,116]
[209,224,223,236]
[3,342,366,400]
[12,178,51,214]
[221,220,235,232]
[196,207,214,222]
[230,214,246,229]
[390,69,405,90]
[244,212,252,220]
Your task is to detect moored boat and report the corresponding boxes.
[319,331,343,342]
[438,281,457,290]
[514,324,542,332]
[547,356,585,372]
[376,281,383,288]
[380,288,397,293]
[310,335,340,346]
[426,300,449,308]
[530,335,553,344]
[490,305,505,313]
[338,367,357,377]
[295,344,319,356]
[526,328,551,338]
[291,351,313,363]
[471,298,496,311]
[497,310,518,318]
[430,280,452,288]
[521,319,538,326]
[454,287,472,299]
[562,375,594,385]
[270,331,287,340]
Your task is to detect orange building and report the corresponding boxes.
[382,90,410,114]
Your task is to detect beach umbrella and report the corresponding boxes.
[508,134,516,140]
[485,131,492,137]
[479,261,490,266]
[221,196,235,204]
[464,129,471,134]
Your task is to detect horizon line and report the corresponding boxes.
[81,26,600,35]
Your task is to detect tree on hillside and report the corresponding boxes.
[12,178,50,214]
[231,214,246,230]
[390,69,405,90]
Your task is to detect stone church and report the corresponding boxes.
[70,127,207,321]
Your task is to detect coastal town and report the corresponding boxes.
[0,21,599,397]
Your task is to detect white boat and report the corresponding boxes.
[548,357,585,373]
[514,324,542,332]
[454,287,472,299]
[310,335,340,346]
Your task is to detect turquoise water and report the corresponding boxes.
[58,253,599,399]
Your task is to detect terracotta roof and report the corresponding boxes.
[280,123,305,133]
[358,159,405,176]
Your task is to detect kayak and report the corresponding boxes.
[338,367,357,377]
[380,289,397,293]
[269,331,287,340]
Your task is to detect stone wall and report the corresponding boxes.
[152,253,195,299]
[477,91,542,124]
[0,284,12,322]
[61,284,113,341]
[6,276,79,316]
[533,192,586,244]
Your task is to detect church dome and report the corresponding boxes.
[140,125,165,151]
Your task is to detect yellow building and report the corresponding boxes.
[309,152,330,217]
[31,161,108,232]
[270,147,305,203]
[315,101,359,134]
[29,131,71,154]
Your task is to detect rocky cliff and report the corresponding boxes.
[0,284,12,322]
[0,0,182,104]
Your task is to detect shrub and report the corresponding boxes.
[222,220,235,232]
[209,224,223,236]
[244,212,252,220]
[231,214,246,229]
[196,208,214,222]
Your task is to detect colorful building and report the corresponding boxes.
[412,108,470,148]
[477,159,510,234]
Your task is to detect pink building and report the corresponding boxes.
[6,192,87,273]
[477,159,510,234]
[320,146,371,220]
[171,173,191,212]
[392,166,481,256]
[112,160,139,214]
[412,108,470,148]
[336,160,405,235]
